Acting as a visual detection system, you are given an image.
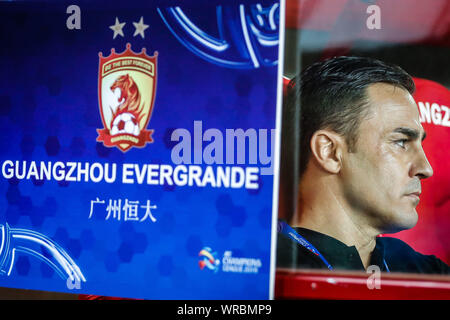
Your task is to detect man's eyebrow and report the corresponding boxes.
[393,127,426,141]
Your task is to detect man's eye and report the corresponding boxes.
[395,139,407,148]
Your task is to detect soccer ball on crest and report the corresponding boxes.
[110,112,140,136]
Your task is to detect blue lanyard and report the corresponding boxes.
[278,220,333,270]
[383,259,390,272]
[278,221,390,272]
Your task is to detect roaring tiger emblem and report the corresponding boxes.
[97,44,158,152]
[110,74,143,123]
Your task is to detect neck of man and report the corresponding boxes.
[291,172,380,270]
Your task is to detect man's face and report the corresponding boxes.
[341,83,433,233]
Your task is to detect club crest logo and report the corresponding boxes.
[97,43,158,152]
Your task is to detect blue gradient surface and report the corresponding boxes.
[0,0,280,299]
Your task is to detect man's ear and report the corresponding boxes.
[309,130,346,174]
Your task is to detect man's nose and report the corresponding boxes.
[410,146,433,179]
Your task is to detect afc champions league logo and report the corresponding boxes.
[97,43,158,152]
[198,247,220,273]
